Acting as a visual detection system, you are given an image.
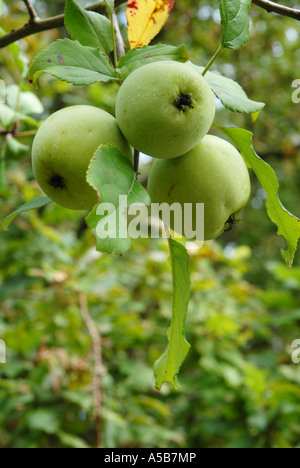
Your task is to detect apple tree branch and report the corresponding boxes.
[0,0,125,49]
[1,0,299,50]
[23,0,39,21]
[252,0,300,21]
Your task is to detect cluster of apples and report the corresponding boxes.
[32,61,251,240]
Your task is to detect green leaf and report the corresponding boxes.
[219,0,252,49]
[219,127,300,267]
[28,39,118,87]
[118,44,189,79]
[154,239,191,390]
[86,145,150,255]
[252,109,263,122]
[8,43,28,77]
[7,135,29,156]
[6,85,44,115]
[191,64,265,114]
[1,196,53,230]
[0,1,4,16]
[58,431,90,449]
[0,104,13,127]
[65,0,113,54]
[0,27,28,75]
[26,409,59,434]
[0,104,38,128]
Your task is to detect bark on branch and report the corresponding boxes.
[0,0,125,49]
[252,0,300,21]
[23,0,39,21]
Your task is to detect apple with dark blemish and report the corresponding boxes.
[148,135,251,240]
[116,61,215,159]
[32,106,132,210]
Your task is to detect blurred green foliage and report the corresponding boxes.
[0,0,300,448]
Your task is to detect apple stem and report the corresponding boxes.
[134,149,140,177]
[202,44,224,76]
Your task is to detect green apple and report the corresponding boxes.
[116,61,215,159]
[32,105,132,210]
[148,135,251,240]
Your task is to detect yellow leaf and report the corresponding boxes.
[251,109,262,122]
[127,0,175,49]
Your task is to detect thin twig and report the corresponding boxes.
[14,130,37,138]
[252,0,300,21]
[0,0,125,49]
[202,44,223,76]
[23,0,39,21]
[112,11,125,61]
[134,149,140,176]
[79,293,104,449]
[0,129,37,138]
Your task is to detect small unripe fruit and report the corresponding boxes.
[116,61,216,159]
[32,106,132,210]
[148,135,251,240]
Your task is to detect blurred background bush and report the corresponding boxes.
[0,0,300,448]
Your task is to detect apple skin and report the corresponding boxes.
[147,135,251,240]
[116,61,215,159]
[32,106,133,210]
